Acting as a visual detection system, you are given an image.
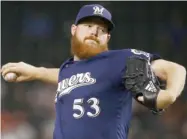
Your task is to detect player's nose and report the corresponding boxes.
[90,26,98,37]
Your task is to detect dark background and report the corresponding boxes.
[1,1,187,139]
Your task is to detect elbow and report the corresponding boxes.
[172,63,186,87]
[180,65,186,77]
[180,65,186,86]
[174,63,186,74]
[176,64,186,83]
[169,62,186,79]
[169,64,186,97]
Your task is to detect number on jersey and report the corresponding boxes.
[73,97,101,119]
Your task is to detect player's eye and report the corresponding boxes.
[85,24,92,28]
[99,27,107,34]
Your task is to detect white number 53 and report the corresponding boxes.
[73,97,101,119]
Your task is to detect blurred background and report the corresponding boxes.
[1,1,187,139]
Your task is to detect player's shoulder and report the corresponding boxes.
[99,49,134,64]
[106,48,148,58]
[106,48,161,61]
[107,48,148,55]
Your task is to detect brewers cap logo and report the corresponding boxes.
[93,6,104,15]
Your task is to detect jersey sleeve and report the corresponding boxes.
[58,64,64,83]
[58,61,68,83]
[57,58,73,83]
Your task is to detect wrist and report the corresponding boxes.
[34,67,45,81]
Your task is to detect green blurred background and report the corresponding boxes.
[1,1,187,139]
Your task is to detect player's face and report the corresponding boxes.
[70,17,111,60]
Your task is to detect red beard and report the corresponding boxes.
[71,34,108,60]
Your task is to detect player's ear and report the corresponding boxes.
[71,24,77,36]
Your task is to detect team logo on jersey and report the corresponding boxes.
[56,72,96,98]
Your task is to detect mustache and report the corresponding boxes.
[84,36,100,44]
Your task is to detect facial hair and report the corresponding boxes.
[71,33,108,60]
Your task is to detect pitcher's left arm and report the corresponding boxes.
[123,56,186,113]
[151,59,186,109]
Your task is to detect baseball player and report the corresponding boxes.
[1,4,186,139]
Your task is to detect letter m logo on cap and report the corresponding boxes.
[93,6,104,15]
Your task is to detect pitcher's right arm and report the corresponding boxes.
[1,62,59,84]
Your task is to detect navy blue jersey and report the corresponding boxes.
[54,49,160,139]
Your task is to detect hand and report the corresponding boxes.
[1,62,39,82]
[138,89,176,110]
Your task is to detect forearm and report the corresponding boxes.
[35,67,59,84]
[165,63,186,99]
[152,59,186,109]
[156,62,186,109]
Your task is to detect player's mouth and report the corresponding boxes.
[85,39,98,46]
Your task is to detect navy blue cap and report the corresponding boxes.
[75,4,115,31]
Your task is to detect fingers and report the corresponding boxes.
[2,62,17,71]
[1,63,20,77]
[2,67,20,77]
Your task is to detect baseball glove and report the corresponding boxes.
[123,56,164,114]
